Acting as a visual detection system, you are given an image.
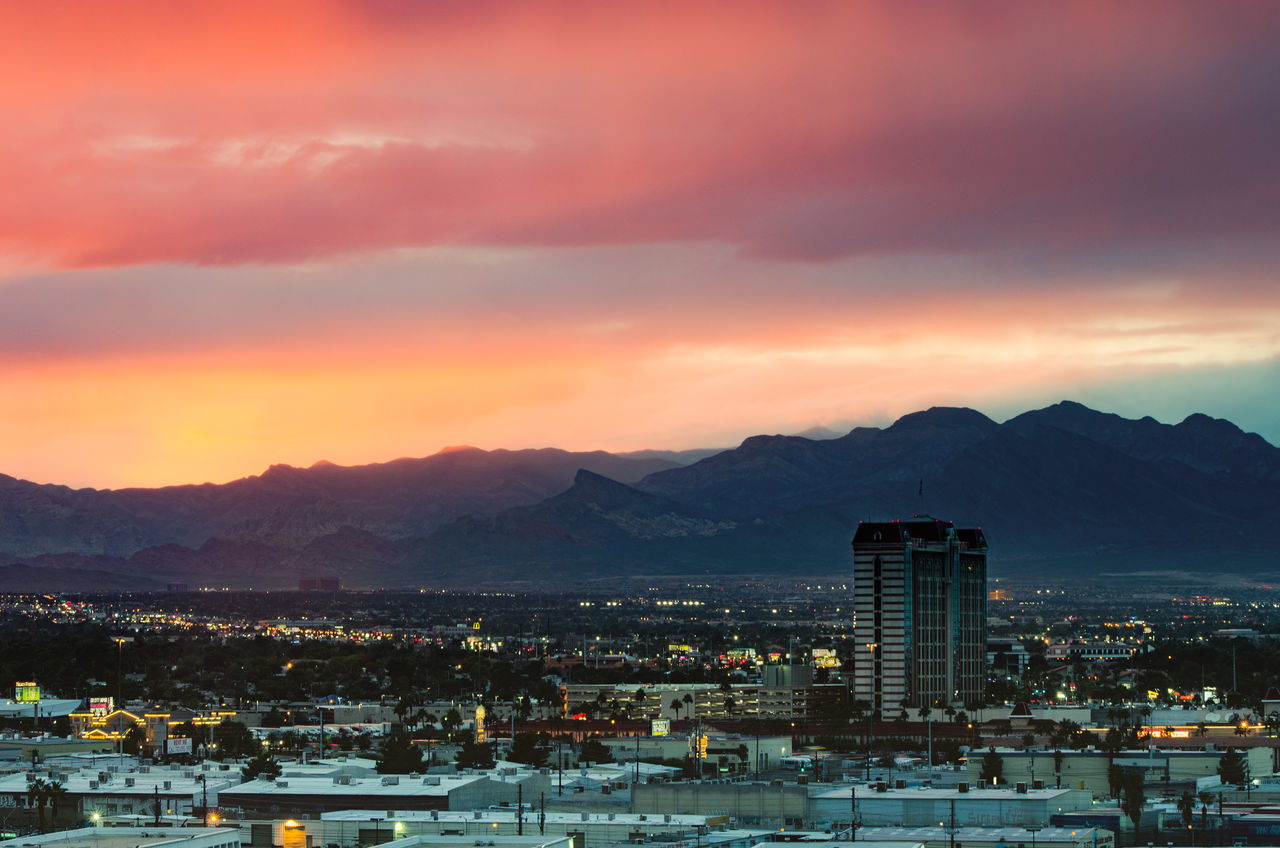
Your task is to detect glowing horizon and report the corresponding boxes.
[3,1,1278,489]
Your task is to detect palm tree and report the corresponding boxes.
[26,777,49,832]
[47,780,66,828]
[670,697,684,721]
[682,693,694,718]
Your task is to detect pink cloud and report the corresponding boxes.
[1,2,1277,268]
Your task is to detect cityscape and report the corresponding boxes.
[5,554,1280,848]
[3,5,1280,848]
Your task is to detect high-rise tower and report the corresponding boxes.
[851,516,987,713]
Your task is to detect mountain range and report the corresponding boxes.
[2,401,1277,591]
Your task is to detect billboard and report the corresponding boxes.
[167,737,192,755]
[88,698,114,716]
[650,718,670,737]
[13,682,40,703]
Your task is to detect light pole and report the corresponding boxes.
[112,637,127,767]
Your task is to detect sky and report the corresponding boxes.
[2,1,1278,490]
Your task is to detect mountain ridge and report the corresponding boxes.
[2,401,1277,588]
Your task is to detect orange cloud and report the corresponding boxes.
[1,2,1278,487]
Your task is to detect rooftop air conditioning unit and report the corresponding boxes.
[382,776,399,786]
[958,783,969,793]
[164,780,172,790]
[276,780,288,787]
[126,777,136,787]
[1016,782,1028,794]
[895,779,906,789]
[1032,780,1044,790]
[89,780,99,789]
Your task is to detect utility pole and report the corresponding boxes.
[517,784,523,835]
[850,786,859,841]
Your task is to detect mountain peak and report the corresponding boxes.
[436,445,482,455]
[889,406,997,431]
[1178,412,1244,436]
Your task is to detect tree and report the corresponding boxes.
[214,720,257,757]
[1198,791,1214,832]
[508,732,553,768]
[671,697,684,720]
[455,737,496,771]
[1217,748,1249,788]
[1177,791,1195,828]
[980,748,1003,785]
[26,778,49,832]
[122,723,146,757]
[1107,762,1124,799]
[46,780,66,829]
[242,750,282,781]
[1120,769,1145,829]
[579,736,613,764]
[378,731,425,774]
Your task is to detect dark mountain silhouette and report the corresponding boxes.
[1,402,1277,588]
[0,447,680,559]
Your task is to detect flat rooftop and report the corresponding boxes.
[321,810,709,827]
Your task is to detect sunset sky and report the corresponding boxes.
[3,1,1278,489]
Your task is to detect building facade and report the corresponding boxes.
[852,516,987,711]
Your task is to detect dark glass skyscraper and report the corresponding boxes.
[851,516,987,713]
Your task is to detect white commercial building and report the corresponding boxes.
[810,785,1093,829]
